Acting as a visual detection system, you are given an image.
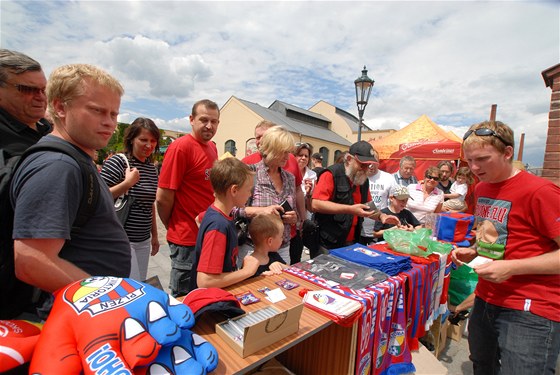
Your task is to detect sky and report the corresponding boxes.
[1,1,558,167]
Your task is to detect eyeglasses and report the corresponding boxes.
[353,156,376,170]
[7,82,46,96]
[425,175,440,181]
[463,128,512,147]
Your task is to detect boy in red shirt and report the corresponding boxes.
[453,121,560,375]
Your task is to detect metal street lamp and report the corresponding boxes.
[354,66,374,142]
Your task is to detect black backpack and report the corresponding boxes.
[0,141,100,319]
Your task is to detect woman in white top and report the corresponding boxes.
[406,166,444,224]
[294,142,317,219]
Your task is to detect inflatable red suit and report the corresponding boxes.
[28,276,218,374]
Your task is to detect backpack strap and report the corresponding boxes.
[20,141,100,232]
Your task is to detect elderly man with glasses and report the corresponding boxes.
[311,141,398,253]
[0,49,51,158]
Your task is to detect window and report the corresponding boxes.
[319,147,329,167]
[225,140,237,157]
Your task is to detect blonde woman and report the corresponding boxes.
[237,126,298,266]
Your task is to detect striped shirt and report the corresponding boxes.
[101,154,158,242]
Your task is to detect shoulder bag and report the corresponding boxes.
[114,153,136,226]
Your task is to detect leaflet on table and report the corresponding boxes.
[303,289,362,318]
[291,254,388,289]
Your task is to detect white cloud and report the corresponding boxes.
[2,0,557,167]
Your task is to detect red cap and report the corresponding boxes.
[183,287,244,320]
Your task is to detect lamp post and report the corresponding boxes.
[354,66,374,142]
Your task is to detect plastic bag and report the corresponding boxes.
[383,228,433,257]
[448,265,478,306]
[383,228,453,257]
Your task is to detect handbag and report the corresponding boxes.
[114,153,135,226]
[235,216,249,246]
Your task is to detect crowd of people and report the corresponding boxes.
[1,48,558,375]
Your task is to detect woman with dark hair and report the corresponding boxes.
[101,117,160,280]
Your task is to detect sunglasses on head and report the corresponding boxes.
[295,142,311,149]
[463,128,512,147]
[7,82,46,96]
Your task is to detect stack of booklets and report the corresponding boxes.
[302,289,362,326]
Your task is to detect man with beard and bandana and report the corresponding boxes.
[312,141,399,252]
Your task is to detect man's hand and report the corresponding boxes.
[352,203,374,217]
[474,260,512,283]
[451,247,478,267]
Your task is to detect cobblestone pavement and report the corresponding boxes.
[147,214,472,374]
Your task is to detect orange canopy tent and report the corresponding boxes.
[370,114,462,178]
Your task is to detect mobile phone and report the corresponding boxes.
[280,200,293,215]
[365,201,378,211]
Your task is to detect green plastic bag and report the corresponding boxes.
[383,228,432,257]
[449,265,478,306]
[383,228,454,257]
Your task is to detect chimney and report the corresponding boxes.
[541,64,560,186]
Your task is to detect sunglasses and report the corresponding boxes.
[463,128,512,147]
[353,156,377,170]
[295,142,311,149]
[8,82,46,96]
[425,175,440,181]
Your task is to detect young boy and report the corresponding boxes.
[452,120,559,374]
[442,166,473,212]
[247,214,288,277]
[189,158,259,291]
[373,185,422,239]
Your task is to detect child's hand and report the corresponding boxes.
[267,261,286,274]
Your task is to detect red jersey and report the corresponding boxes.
[158,134,217,246]
[474,171,560,321]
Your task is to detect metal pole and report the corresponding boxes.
[357,113,363,142]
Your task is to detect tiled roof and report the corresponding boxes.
[238,98,352,146]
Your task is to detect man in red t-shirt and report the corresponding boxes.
[156,99,220,297]
[453,120,560,375]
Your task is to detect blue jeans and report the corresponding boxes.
[469,297,560,375]
[168,242,196,297]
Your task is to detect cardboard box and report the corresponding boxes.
[411,344,448,375]
[447,318,466,342]
[424,315,449,359]
[447,304,467,342]
[216,303,304,358]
